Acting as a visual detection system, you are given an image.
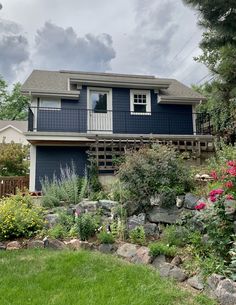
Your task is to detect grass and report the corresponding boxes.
[0,249,216,305]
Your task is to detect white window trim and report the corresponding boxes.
[87,87,112,111]
[39,98,61,110]
[130,89,151,115]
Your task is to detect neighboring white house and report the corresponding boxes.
[0,121,28,145]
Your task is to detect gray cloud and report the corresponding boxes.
[0,18,29,81]
[33,21,116,72]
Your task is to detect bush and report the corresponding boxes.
[162,225,189,247]
[97,231,115,244]
[118,145,193,209]
[47,210,75,239]
[149,242,177,257]
[75,213,98,241]
[41,163,87,207]
[129,226,146,245]
[0,193,44,240]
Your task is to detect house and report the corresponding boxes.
[0,120,28,145]
[21,70,213,191]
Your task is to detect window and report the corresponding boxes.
[39,99,61,110]
[90,91,108,113]
[130,90,151,115]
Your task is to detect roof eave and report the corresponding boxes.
[158,95,205,105]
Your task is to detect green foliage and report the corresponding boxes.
[0,78,30,120]
[97,231,115,244]
[87,158,102,196]
[108,180,131,204]
[226,241,236,281]
[47,224,68,239]
[0,142,29,176]
[41,163,87,207]
[0,192,44,240]
[118,145,193,209]
[162,225,189,247]
[129,226,146,245]
[149,242,177,257]
[75,213,98,241]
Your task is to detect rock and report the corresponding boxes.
[225,200,236,215]
[98,243,115,254]
[150,194,162,206]
[6,241,21,250]
[152,255,166,269]
[184,193,200,209]
[143,222,159,236]
[131,246,152,265]
[45,213,59,228]
[44,238,66,250]
[66,239,81,250]
[215,278,236,305]
[127,213,146,231]
[207,274,225,292]
[147,206,183,224]
[0,242,6,250]
[77,200,98,214]
[159,263,187,282]
[27,240,44,249]
[123,201,140,216]
[99,200,117,212]
[80,241,95,251]
[187,275,204,290]
[117,243,138,259]
[171,256,182,267]
[176,195,185,208]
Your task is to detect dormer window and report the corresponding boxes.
[130,90,151,115]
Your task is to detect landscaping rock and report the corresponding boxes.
[215,278,236,305]
[159,263,187,282]
[66,239,81,250]
[44,238,66,250]
[117,243,138,259]
[171,256,182,267]
[0,242,6,251]
[147,206,183,224]
[152,255,166,269]
[45,213,59,228]
[143,222,159,236]
[98,243,115,254]
[184,193,200,210]
[207,274,225,292]
[6,241,21,250]
[27,240,44,249]
[176,195,185,208]
[80,241,95,251]
[159,263,173,277]
[77,200,98,213]
[123,201,140,216]
[127,213,146,231]
[131,246,152,265]
[187,275,204,290]
[98,200,117,214]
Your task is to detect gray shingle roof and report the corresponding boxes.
[0,120,27,132]
[22,70,204,100]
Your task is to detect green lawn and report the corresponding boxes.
[0,249,216,305]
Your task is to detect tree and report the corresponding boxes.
[0,77,30,120]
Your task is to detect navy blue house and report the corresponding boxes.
[22,70,210,191]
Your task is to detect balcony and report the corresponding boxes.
[28,107,212,136]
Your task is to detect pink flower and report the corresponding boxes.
[227,161,236,167]
[209,189,224,196]
[195,202,206,210]
[210,196,217,202]
[226,194,234,200]
[210,171,218,180]
[225,181,234,188]
[227,167,236,176]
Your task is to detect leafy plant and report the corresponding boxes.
[0,192,44,240]
[162,225,189,247]
[149,242,177,257]
[75,213,98,241]
[47,224,68,239]
[87,157,102,196]
[129,226,146,245]
[97,231,115,244]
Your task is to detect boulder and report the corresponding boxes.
[117,243,138,259]
[152,255,166,269]
[171,256,182,267]
[77,200,98,214]
[207,274,225,292]
[131,246,152,265]
[159,263,173,277]
[27,240,44,249]
[143,222,159,236]
[159,263,187,282]
[147,206,183,224]
[45,213,59,228]
[66,239,81,250]
[44,238,66,250]
[99,200,117,212]
[184,193,200,210]
[80,241,95,251]
[0,242,6,251]
[187,275,204,290]
[6,241,21,250]
[215,278,236,305]
[127,213,146,231]
[98,243,116,254]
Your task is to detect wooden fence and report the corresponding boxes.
[0,176,29,198]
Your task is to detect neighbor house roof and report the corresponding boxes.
[0,120,28,133]
[21,70,205,103]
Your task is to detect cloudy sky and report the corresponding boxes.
[0,0,209,85]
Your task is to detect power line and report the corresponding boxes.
[196,73,213,84]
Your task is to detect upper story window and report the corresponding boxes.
[130,90,151,115]
[39,99,61,110]
[90,91,108,113]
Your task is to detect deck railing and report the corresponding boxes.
[28,107,212,135]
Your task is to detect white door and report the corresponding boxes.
[87,87,113,133]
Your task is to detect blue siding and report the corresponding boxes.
[35,146,87,190]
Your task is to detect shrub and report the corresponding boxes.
[47,210,76,239]
[47,224,68,239]
[118,145,193,209]
[75,213,98,241]
[129,226,146,245]
[0,193,44,240]
[41,163,87,207]
[162,225,189,247]
[149,242,177,257]
[97,231,115,244]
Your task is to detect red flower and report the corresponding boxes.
[227,161,236,167]
[227,167,236,176]
[225,181,234,188]
[195,202,206,210]
[210,171,218,180]
[209,189,224,196]
[226,194,234,200]
[210,196,217,202]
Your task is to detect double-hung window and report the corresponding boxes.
[130,90,151,115]
[39,99,61,110]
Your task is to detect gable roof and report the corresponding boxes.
[0,121,27,133]
[21,70,204,102]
